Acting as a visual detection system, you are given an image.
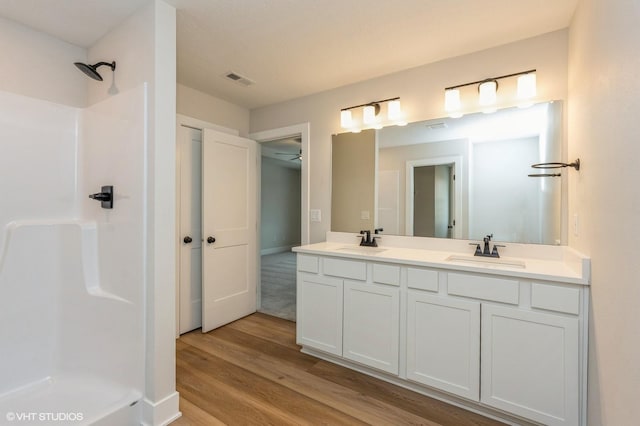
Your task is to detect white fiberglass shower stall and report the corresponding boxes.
[0,84,147,424]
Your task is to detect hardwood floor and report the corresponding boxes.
[173,313,504,426]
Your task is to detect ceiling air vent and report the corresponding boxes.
[426,122,447,130]
[223,71,255,87]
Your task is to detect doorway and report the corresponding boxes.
[413,164,454,238]
[405,156,462,238]
[250,123,310,323]
[258,137,301,320]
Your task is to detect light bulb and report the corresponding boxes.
[387,100,402,121]
[363,105,376,125]
[340,110,352,128]
[444,89,461,112]
[478,81,497,106]
[517,73,537,108]
[517,73,536,99]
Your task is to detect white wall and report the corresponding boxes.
[250,30,568,243]
[177,84,250,136]
[87,4,153,105]
[0,16,87,107]
[568,0,640,424]
[87,1,179,424]
[260,157,301,252]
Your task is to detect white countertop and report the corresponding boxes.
[293,237,590,285]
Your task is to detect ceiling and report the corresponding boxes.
[0,0,578,109]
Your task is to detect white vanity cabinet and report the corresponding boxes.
[294,245,589,426]
[296,254,344,356]
[343,279,400,374]
[481,301,580,426]
[406,291,480,401]
[297,254,401,373]
[297,272,343,355]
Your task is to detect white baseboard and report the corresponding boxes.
[261,244,297,256]
[141,391,181,426]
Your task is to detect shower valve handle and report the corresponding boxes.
[89,192,111,201]
[88,185,113,209]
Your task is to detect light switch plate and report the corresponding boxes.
[310,209,321,222]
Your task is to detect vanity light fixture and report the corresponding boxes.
[444,69,536,118]
[340,97,405,131]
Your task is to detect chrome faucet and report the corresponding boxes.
[469,234,505,258]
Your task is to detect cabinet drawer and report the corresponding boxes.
[323,257,367,280]
[372,263,400,286]
[448,273,518,304]
[407,268,439,292]
[531,283,580,315]
[297,254,319,273]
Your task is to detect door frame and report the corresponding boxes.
[175,114,239,337]
[405,155,462,238]
[250,123,310,310]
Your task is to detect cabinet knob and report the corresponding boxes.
[207,236,216,244]
[183,236,193,244]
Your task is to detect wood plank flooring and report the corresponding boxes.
[173,313,504,426]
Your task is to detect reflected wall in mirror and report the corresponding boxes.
[331,130,376,232]
[331,101,564,245]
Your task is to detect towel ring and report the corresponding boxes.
[531,158,580,171]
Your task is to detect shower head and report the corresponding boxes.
[74,61,116,81]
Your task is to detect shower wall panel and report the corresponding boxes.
[0,91,80,249]
[71,83,148,392]
[79,83,147,305]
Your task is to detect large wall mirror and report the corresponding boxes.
[331,101,565,245]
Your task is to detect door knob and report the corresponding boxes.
[207,236,216,244]
[183,236,193,244]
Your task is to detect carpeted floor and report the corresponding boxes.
[259,251,296,321]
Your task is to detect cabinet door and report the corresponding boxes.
[406,291,480,400]
[481,304,580,426]
[343,281,400,374]
[297,273,343,356]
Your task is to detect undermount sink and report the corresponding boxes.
[336,246,387,255]
[446,254,526,269]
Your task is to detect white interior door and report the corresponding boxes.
[178,126,203,334]
[201,129,257,332]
